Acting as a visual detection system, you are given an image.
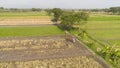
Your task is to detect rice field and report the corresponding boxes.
[0,26,64,37]
[84,14,120,46]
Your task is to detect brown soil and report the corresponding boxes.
[0,36,110,68]
[0,36,92,61]
[0,18,53,25]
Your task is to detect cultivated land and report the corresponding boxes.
[0,26,64,37]
[85,14,120,46]
[0,11,53,25]
[0,36,109,68]
[0,12,112,68]
[70,13,120,68]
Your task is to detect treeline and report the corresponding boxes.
[86,7,120,15]
[0,7,43,12]
[109,7,120,15]
[0,7,76,12]
[0,6,120,15]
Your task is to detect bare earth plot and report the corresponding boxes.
[0,36,110,68]
[0,36,92,61]
[0,16,53,25]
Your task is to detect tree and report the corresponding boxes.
[31,8,41,12]
[45,9,52,16]
[109,7,120,14]
[0,7,4,10]
[60,11,89,30]
[74,12,89,31]
[0,7,4,12]
[60,12,75,30]
[52,8,63,22]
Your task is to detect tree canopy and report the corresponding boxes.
[60,11,89,30]
[52,8,63,22]
[109,7,120,14]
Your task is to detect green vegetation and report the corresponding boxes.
[61,12,120,67]
[86,14,120,46]
[89,15,120,21]
[0,11,48,18]
[0,26,64,37]
[70,14,120,68]
[0,8,120,67]
[109,7,120,15]
[52,8,63,22]
[60,11,89,30]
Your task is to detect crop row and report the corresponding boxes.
[0,56,103,68]
[0,39,73,51]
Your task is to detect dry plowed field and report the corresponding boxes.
[0,36,110,68]
[0,17,53,25]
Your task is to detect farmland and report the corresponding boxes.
[0,56,103,68]
[0,11,117,68]
[0,11,52,25]
[81,14,120,67]
[0,11,48,17]
[0,26,64,37]
[0,36,107,68]
[70,13,120,68]
[85,14,120,46]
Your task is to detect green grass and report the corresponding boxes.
[89,14,120,21]
[84,14,120,46]
[0,26,64,37]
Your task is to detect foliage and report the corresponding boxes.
[0,7,4,10]
[52,8,63,22]
[60,12,75,30]
[60,11,89,30]
[45,9,53,16]
[70,14,120,68]
[101,45,120,68]
[109,7,120,15]
[0,26,64,37]
[74,12,89,22]
[31,8,42,12]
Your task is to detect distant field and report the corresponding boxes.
[85,14,120,46]
[89,14,120,21]
[0,11,53,25]
[0,26,64,37]
[0,11,48,18]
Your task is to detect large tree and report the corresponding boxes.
[45,9,52,16]
[60,12,75,30]
[60,11,89,30]
[109,7,120,14]
[52,8,63,22]
[74,12,89,31]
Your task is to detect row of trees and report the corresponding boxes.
[0,7,43,12]
[51,8,89,30]
[109,7,120,14]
